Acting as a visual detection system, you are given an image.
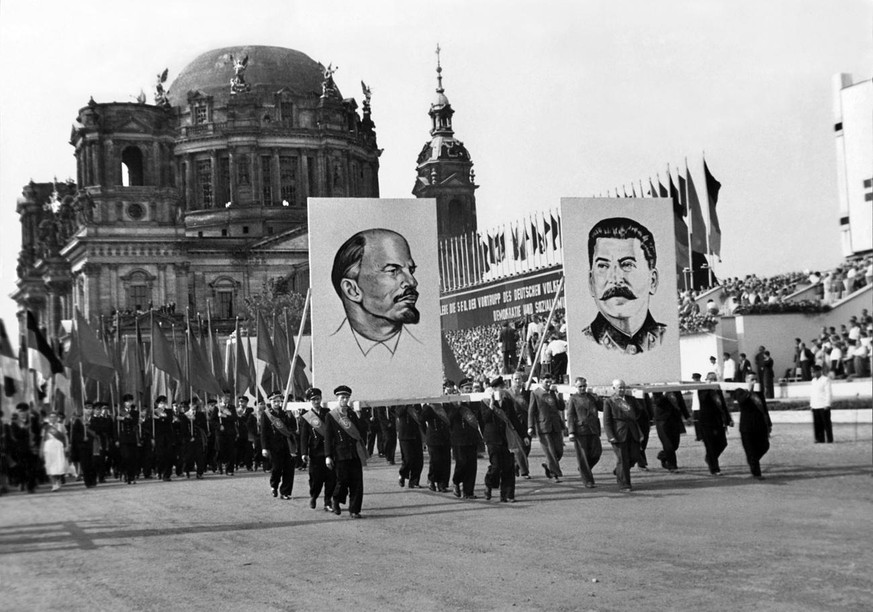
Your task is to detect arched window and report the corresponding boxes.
[121,147,144,186]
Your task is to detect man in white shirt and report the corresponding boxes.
[722,352,737,382]
[809,366,833,443]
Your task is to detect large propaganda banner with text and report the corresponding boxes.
[439,267,563,331]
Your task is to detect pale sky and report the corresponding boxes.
[1,0,871,347]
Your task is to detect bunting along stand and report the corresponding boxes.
[281,288,311,409]
[524,275,565,391]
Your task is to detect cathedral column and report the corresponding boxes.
[81,263,101,320]
[152,141,162,187]
[107,264,119,309]
[251,149,260,205]
[157,264,167,306]
[272,149,280,205]
[210,150,219,209]
[300,155,309,205]
[185,154,195,210]
[228,148,236,205]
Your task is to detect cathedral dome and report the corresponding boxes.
[167,45,330,107]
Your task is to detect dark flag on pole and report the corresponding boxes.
[687,165,708,254]
[74,309,116,384]
[25,310,63,377]
[704,159,723,258]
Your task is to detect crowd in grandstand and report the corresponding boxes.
[444,258,873,383]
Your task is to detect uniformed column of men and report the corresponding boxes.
[0,372,773,506]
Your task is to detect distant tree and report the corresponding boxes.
[243,277,309,335]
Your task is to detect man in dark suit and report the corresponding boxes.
[299,388,336,511]
[421,399,452,492]
[507,372,531,478]
[499,321,519,374]
[602,379,643,492]
[697,373,733,475]
[71,402,100,488]
[527,373,565,481]
[375,405,397,464]
[478,377,528,502]
[447,378,481,499]
[395,404,424,489]
[260,390,297,500]
[652,391,690,472]
[325,385,366,518]
[153,396,178,482]
[734,374,771,480]
[566,376,602,488]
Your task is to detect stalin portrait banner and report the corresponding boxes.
[560,197,681,386]
[308,198,442,402]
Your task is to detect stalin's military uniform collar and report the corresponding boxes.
[583,311,666,354]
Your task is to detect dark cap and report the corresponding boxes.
[155,395,168,404]
[489,376,505,388]
[458,378,473,389]
[443,379,456,388]
[237,395,249,402]
[122,393,134,402]
[333,385,352,397]
[268,390,284,400]
[304,388,323,400]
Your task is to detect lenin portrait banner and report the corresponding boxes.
[560,197,681,386]
[308,198,442,402]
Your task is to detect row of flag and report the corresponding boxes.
[1,308,309,412]
[438,158,723,291]
[439,209,564,288]
[609,157,723,263]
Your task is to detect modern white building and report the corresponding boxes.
[833,73,873,257]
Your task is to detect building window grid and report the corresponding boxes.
[197,159,213,208]
[130,285,149,311]
[217,290,233,318]
[261,156,273,204]
[194,105,208,125]
[219,157,230,205]
[280,156,297,205]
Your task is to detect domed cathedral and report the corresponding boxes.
[13,45,381,341]
[412,46,478,239]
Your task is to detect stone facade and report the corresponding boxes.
[12,46,380,342]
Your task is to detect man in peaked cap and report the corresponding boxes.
[260,390,298,500]
[325,385,366,518]
[299,388,337,512]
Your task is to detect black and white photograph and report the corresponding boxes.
[0,1,870,610]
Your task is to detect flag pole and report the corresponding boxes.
[186,308,193,404]
[282,289,311,408]
[150,309,155,439]
[702,153,715,287]
[524,275,565,391]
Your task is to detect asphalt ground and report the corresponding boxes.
[1,422,871,612]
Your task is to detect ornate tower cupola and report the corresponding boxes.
[412,45,478,239]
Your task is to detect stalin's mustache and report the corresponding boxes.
[600,285,637,301]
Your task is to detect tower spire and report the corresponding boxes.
[435,43,444,93]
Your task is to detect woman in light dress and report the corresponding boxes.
[41,412,68,492]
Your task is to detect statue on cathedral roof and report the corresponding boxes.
[155,68,171,108]
[229,54,251,94]
[321,62,338,98]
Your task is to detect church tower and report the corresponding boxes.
[412,46,478,239]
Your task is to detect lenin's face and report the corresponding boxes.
[589,237,658,322]
[342,233,420,325]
